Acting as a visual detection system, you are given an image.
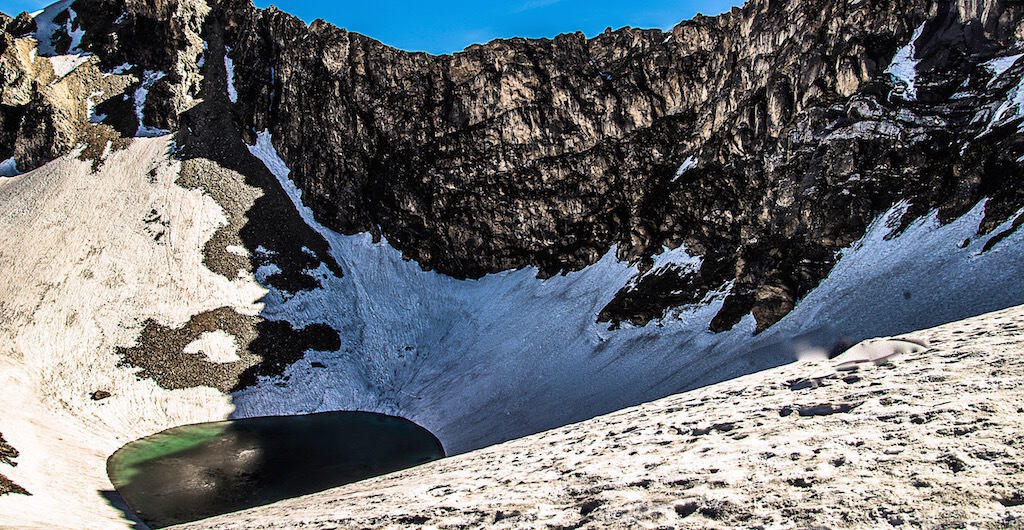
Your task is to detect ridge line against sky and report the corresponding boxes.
[1,0,741,55]
[251,0,740,54]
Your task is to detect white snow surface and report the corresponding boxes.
[224,46,238,103]
[0,128,1021,528]
[650,244,702,270]
[46,54,91,79]
[885,23,926,100]
[245,130,1024,455]
[183,305,1024,529]
[0,157,20,177]
[0,137,264,528]
[32,0,75,56]
[980,69,1024,137]
[183,331,242,363]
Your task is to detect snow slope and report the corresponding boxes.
[885,22,926,100]
[0,137,264,528]
[185,304,1024,529]
[244,131,1024,454]
[0,131,1020,527]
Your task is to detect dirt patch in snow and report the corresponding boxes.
[117,307,339,392]
[0,433,28,496]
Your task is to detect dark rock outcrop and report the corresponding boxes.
[7,12,37,37]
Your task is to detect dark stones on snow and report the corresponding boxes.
[796,402,864,417]
[116,307,340,392]
[0,432,28,496]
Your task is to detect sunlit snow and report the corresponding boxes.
[183,331,241,364]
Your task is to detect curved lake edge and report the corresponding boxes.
[106,411,445,528]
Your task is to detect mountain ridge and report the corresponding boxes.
[1,1,1024,526]
[3,0,1023,332]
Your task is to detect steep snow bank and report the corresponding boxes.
[885,22,926,100]
[245,131,1024,454]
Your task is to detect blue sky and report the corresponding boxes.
[2,1,740,55]
[2,1,49,15]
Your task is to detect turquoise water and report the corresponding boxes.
[107,411,445,528]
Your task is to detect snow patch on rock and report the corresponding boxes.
[885,22,925,100]
[255,263,282,283]
[87,91,106,123]
[46,54,90,79]
[134,70,169,137]
[226,245,249,257]
[65,8,85,52]
[979,69,1024,137]
[105,62,133,76]
[983,53,1023,86]
[225,46,238,103]
[671,156,697,182]
[651,244,702,270]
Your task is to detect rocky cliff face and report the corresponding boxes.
[3,0,1024,334]
[221,0,1024,332]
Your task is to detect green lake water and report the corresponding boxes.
[107,411,445,528]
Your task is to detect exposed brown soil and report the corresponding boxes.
[117,307,339,392]
[0,432,28,496]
